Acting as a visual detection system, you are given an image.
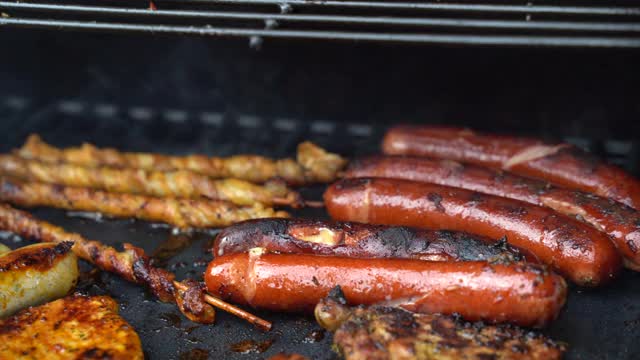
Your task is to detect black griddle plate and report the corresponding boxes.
[1,112,639,359]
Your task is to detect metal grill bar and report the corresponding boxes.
[166,0,640,16]
[2,3,639,33]
[1,1,639,47]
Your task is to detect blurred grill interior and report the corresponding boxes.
[1,1,639,359]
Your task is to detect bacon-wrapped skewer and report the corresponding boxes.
[16,135,347,185]
[0,203,271,330]
[0,177,289,229]
[0,154,303,207]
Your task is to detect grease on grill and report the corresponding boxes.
[230,339,274,354]
[303,329,325,343]
[178,348,209,360]
[152,233,196,267]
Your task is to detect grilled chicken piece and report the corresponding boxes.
[315,287,566,360]
[0,294,143,359]
[0,242,78,318]
[268,353,311,360]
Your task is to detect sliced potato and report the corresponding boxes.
[0,242,78,318]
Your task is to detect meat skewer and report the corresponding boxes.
[382,125,640,209]
[315,287,566,360]
[0,154,303,207]
[206,249,567,328]
[0,177,289,229]
[0,203,272,330]
[16,135,347,185]
[345,155,640,270]
[324,178,622,287]
[213,218,526,263]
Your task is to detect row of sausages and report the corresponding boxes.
[205,125,640,329]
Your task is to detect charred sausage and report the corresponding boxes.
[213,218,525,263]
[382,125,640,210]
[205,250,567,328]
[324,178,622,287]
[346,155,640,270]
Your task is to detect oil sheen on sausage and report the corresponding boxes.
[324,178,622,287]
[345,155,640,270]
[213,218,524,263]
[205,250,567,328]
[382,125,640,210]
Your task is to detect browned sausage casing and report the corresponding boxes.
[346,156,640,270]
[324,178,622,287]
[205,251,567,328]
[213,218,524,263]
[382,125,640,210]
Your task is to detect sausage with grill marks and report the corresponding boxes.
[213,218,525,263]
[205,250,567,328]
[382,125,640,210]
[324,178,622,287]
[345,155,640,270]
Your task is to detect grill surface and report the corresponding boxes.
[1,0,640,47]
[1,101,640,359]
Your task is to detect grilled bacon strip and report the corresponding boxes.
[0,177,289,229]
[0,154,302,207]
[382,125,640,210]
[316,287,566,360]
[213,218,525,263]
[0,203,215,323]
[17,135,347,185]
[325,178,622,287]
[346,155,640,270]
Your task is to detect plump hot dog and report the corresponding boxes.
[382,125,640,210]
[324,178,622,287]
[205,250,567,328]
[346,155,640,270]
[213,218,524,263]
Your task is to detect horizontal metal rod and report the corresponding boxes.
[158,0,640,16]
[1,2,639,32]
[1,17,639,47]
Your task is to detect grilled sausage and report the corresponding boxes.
[324,178,622,287]
[382,125,640,210]
[346,155,640,270]
[205,250,567,328]
[0,242,78,318]
[213,218,525,263]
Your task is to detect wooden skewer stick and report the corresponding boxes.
[173,281,272,331]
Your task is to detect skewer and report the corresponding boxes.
[173,281,272,331]
[0,203,269,329]
[0,177,289,229]
[0,154,304,207]
[16,135,347,186]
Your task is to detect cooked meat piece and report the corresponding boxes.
[0,154,303,207]
[316,287,566,360]
[0,242,78,318]
[0,203,215,323]
[17,134,347,185]
[0,294,143,359]
[0,177,289,229]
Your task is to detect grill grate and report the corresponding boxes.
[1,0,639,47]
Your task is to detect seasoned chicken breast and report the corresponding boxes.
[0,242,78,317]
[0,294,143,359]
